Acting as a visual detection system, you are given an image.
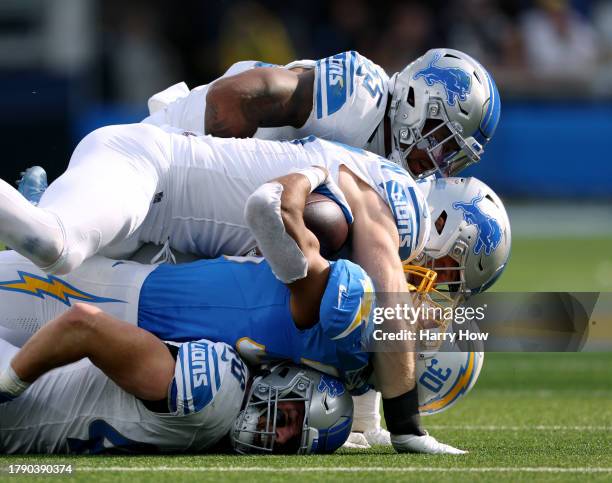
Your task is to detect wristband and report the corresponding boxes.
[0,365,30,397]
[382,387,426,436]
[290,166,327,192]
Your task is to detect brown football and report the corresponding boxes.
[303,192,349,258]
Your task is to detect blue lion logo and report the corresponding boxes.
[318,375,346,398]
[413,52,471,106]
[452,193,502,256]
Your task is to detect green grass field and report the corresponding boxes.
[1,353,610,482]
[0,238,611,481]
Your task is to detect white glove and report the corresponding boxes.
[391,432,467,454]
[363,427,392,446]
[342,432,371,449]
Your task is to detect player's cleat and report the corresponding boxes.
[391,432,468,454]
[363,427,392,446]
[17,166,48,206]
[342,432,371,449]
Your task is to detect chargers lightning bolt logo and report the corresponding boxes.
[413,52,471,106]
[0,271,125,306]
[452,193,502,256]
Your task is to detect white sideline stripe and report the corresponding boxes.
[428,425,612,431]
[77,467,612,474]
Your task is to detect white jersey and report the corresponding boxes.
[0,337,248,454]
[143,51,389,155]
[106,124,429,261]
[32,123,428,272]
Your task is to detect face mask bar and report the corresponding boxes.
[394,99,483,178]
[232,373,313,455]
[405,239,472,306]
[403,264,458,350]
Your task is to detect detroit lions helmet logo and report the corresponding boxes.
[318,375,346,398]
[452,193,502,256]
[413,52,471,106]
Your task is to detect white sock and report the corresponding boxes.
[0,365,30,397]
[351,390,382,432]
[0,178,65,269]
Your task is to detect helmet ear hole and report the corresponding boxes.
[485,193,500,207]
[407,86,415,107]
[435,210,448,235]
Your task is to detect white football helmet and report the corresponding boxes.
[388,48,501,178]
[416,324,485,415]
[231,363,353,454]
[414,176,511,304]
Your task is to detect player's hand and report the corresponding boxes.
[391,432,467,454]
[342,432,371,449]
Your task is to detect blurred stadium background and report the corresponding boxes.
[1,0,611,292]
[0,1,610,475]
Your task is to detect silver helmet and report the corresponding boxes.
[388,48,501,178]
[414,176,511,302]
[231,363,353,454]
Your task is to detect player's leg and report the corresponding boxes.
[36,126,161,273]
[0,125,161,275]
[8,303,175,401]
[0,176,64,269]
[0,250,154,341]
[0,250,58,336]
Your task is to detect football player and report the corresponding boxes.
[0,171,510,453]
[10,47,500,447]
[0,304,249,453]
[0,123,433,452]
[0,303,353,454]
[144,48,501,179]
[143,47,499,447]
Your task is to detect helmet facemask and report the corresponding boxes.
[391,97,484,179]
[404,264,463,351]
[231,370,312,455]
[411,245,470,304]
[231,364,353,455]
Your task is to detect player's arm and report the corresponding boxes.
[1,303,174,402]
[205,67,314,137]
[245,168,343,329]
[337,166,424,427]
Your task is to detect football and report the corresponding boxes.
[303,192,349,258]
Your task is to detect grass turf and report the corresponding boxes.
[0,238,611,481]
[1,353,610,482]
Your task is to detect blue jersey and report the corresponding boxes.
[138,256,375,394]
